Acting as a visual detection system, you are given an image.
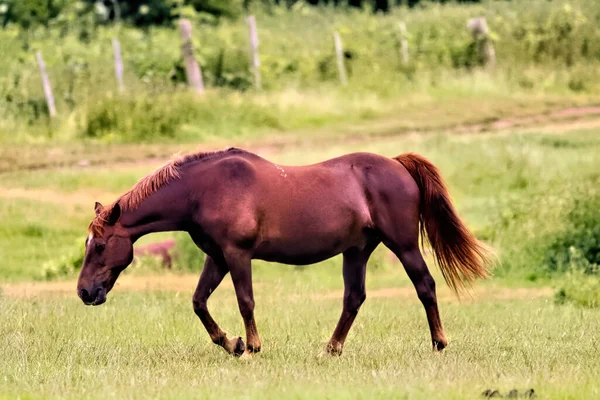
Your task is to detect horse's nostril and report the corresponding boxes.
[95,287,103,298]
[80,288,90,300]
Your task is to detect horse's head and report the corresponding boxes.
[77,202,133,306]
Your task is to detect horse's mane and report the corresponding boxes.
[89,147,244,236]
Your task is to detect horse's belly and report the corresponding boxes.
[253,219,371,265]
[254,249,342,266]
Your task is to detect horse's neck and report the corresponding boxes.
[120,179,190,242]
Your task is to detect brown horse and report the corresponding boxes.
[77,148,491,358]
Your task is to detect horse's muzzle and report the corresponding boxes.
[78,287,107,306]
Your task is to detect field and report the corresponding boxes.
[2,0,600,398]
[2,0,600,143]
[2,110,600,399]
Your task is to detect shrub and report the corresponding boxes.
[0,0,69,29]
[82,93,193,140]
[545,194,600,274]
[554,247,600,308]
[491,176,600,280]
[3,0,600,141]
[79,89,287,142]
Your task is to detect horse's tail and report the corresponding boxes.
[394,153,492,294]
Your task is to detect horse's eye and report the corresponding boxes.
[95,242,105,252]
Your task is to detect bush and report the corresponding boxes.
[3,0,600,141]
[0,0,70,29]
[84,0,242,26]
[79,89,290,142]
[491,176,600,280]
[82,93,194,140]
[554,247,600,308]
[545,194,600,275]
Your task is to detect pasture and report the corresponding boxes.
[1,114,600,399]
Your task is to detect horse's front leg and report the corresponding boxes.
[193,256,245,356]
[224,250,262,359]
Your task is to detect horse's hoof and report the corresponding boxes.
[247,344,261,354]
[233,337,245,357]
[239,350,253,361]
[433,338,448,352]
[325,342,343,357]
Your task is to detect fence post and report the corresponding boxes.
[35,51,57,118]
[178,19,205,94]
[467,17,496,68]
[110,0,121,22]
[247,15,262,89]
[398,22,409,65]
[112,38,125,92]
[333,31,348,86]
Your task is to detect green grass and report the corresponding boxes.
[1,0,600,143]
[1,120,600,398]
[1,286,599,399]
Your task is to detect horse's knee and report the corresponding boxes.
[237,294,255,320]
[192,295,207,317]
[416,275,437,307]
[344,291,366,314]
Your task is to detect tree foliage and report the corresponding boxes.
[0,0,488,28]
[0,0,244,28]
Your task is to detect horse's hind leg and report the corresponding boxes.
[385,237,448,351]
[326,244,378,356]
[224,250,262,359]
[398,246,447,351]
[193,256,245,356]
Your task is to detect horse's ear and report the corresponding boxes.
[107,203,121,226]
[94,202,103,215]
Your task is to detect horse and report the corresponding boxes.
[77,147,491,358]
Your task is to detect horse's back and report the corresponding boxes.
[190,149,420,264]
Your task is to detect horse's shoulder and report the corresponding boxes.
[212,152,265,180]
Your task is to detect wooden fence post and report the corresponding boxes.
[178,19,205,94]
[35,51,57,118]
[467,17,496,68]
[247,15,262,89]
[398,22,409,65]
[112,38,125,92]
[110,0,121,22]
[333,31,348,86]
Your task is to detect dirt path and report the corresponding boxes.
[1,274,552,304]
[2,104,600,206]
[2,105,600,175]
[457,105,600,132]
[74,105,600,168]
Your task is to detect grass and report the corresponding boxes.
[1,285,599,399]
[1,118,600,398]
[1,0,600,143]
[2,2,599,396]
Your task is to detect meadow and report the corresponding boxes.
[1,116,600,399]
[2,0,600,143]
[1,0,600,398]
